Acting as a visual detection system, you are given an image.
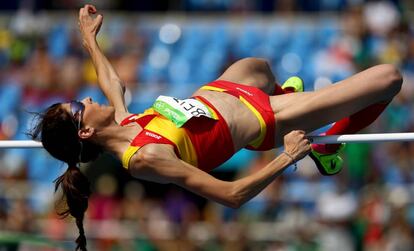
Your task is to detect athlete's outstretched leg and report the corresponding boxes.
[270,64,402,175]
[270,64,403,145]
[312,101,390,153]
[309,100,391,175]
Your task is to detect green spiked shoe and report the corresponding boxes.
[281,76,304,92]
[309,144,345,176]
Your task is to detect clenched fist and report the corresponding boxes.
[283,130,311,161]
[78,4,103,48]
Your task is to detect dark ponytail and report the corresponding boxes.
[29,103,103,250]
[54,164,91,251]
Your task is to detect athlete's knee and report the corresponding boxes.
[239,57,269,66]
[236,57,271,72]
[245,57,274,80]
[231,57,274,90]
[378,64,403,96]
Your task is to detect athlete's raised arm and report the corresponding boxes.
[129,130,311,208]
[78,4,130,122]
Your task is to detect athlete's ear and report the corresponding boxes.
[78,127,95,140]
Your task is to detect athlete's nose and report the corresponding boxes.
[81,97,93,104]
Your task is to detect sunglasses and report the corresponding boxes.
[70,100,85,130]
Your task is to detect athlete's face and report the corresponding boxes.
[63,97,115,130]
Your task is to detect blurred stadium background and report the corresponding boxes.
[1,0,414,250]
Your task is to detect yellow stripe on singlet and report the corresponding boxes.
[145,116,198,167]
[121,118,199,169]
[200,85,226,92]
[123,103,223,169]
[122,146,140,169]
[121,109,157,169]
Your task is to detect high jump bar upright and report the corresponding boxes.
[0,133,414,148]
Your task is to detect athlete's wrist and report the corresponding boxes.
[83,37,98,51]
[281,151,296,164]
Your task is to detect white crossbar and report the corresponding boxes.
[0,140,43,148]
[0,133,414,148]
[309,133,414,144]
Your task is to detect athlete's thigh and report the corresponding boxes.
[217,57,276,94]
[271,64,402,138]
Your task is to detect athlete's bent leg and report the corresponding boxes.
[217,57,300,95]
[217,57,277,94]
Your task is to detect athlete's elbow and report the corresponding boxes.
[226,196,247,209]
[226,202,241,209]
[225,185,247,209]
[376,64,403,96]
[223,197,242,209]
[111,78,126,91]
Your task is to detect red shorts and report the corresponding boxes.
[200,80,275,151]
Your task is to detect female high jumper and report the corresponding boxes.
[31,5,402,251]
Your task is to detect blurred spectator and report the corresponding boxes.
[4,198,35,232]
[23,40,58,106]
[0,2,414,250]
[58,55,83,99]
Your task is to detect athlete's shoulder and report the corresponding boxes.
[129,143,176,165]
[128,144,178,184]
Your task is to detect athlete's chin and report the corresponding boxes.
[108,105,116,114]
[98,105,116,120]
[100,104,115,111]
[108,106,116,119]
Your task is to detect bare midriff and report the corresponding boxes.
[192,89,261,151]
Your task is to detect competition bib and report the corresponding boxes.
[152,95,217,127]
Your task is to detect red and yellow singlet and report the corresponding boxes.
[121,80,276,172]
[121,96,235,172]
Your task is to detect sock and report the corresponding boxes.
[273,83,295,95]
[313,102,390,154]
